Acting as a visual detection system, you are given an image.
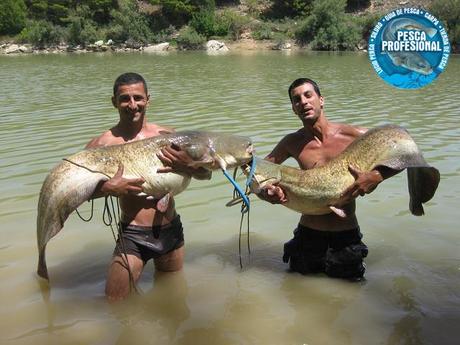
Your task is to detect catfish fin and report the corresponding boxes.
[329,206,347,218]
[407,166,440,216]
[156,193,171,213]
[371,152,440,216]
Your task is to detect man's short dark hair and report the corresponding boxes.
[113,72,148,96]
[288,78,321,102]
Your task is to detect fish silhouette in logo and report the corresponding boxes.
[381,18,437,75]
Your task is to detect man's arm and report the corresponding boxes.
[334,165,401,206]
[256,137,292,204]
[265,135,292,164]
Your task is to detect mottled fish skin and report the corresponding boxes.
[37,131,253,280]
[246,125,440,216]
[382,18,436,75]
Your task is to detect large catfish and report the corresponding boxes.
[37,131,253,280]
[244,125,439,217]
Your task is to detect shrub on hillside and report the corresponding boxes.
[346,0,371,11]
[109,0,152,44]
[252,21,275,40]
[218,9,250,40]
[67,17,99,47]
[353,12,381,42]
[17,20,66,48]
[65,6,101,46]
[251,19,297,41]
[295,0,360,50]
[0,0,27,35]
[266,0,314,19]
[85,0,118,24]
[151,25,176,43]
[190,9,218,37]
[175,26,206,49]
[430,0,460,52]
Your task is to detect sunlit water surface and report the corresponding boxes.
[0,51,459,345]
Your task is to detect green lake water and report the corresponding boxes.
[0,51,459,345]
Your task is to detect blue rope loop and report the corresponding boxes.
[222,169,250,213]
[222,158,256,214]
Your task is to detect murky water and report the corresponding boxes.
[0,51,459,345]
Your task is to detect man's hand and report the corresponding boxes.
[257,184,288,204]
[157,145,211,180]
[100,164,145,197]
[157,145,194,174]
[334,165,383,207]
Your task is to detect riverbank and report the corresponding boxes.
[0,38,299,55]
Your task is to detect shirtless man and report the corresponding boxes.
[260,78,397,280]
[87,72,208,301]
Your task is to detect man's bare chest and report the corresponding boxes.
[295,139,352,169]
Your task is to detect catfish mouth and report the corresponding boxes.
[240,160,252,171]
[236,143,255,166]
[239,143,254,169]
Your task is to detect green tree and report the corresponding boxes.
[267,0,314,19]
[346,0,370,11]
[175,26,206,49]
[84,0,118,24]
[0,0,27,35]
[25,0,71,25]
[149,0,214,27]
[430,0,460,52]
[18,19,66,47]
[295,0,360,50]
[108,0,152,44]
[66,6,99,46]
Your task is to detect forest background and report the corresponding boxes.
[0,0,458,52]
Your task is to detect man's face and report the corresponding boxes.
[290,83,324,124]
[112,82,150,123]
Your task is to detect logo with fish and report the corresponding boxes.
[368,8,450,89]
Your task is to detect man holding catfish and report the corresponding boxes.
[257,78,400,280]
[85,72,216,301]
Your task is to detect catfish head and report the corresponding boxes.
[168,131,254,171]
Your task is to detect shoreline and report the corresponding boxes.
[0,39,306,55]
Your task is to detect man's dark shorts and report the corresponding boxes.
[114,215,184,263]
[283,224,368,280]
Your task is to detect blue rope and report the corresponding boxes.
[222,169,251,211]
[221,158,256,213]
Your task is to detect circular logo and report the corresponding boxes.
[368,8,450,89]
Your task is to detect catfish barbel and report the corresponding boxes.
[37,131,253,280]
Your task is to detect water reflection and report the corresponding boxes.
[280,276,364,345]
[112,271,190,345]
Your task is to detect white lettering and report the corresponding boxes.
[381,40,441,52]
[439,53,449,69]
[397,31,427,41]
[371,22,383,39]
[424,12,439,26]
[385,11,396,21]
[372,60,383,74]
[403,8,420,15]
